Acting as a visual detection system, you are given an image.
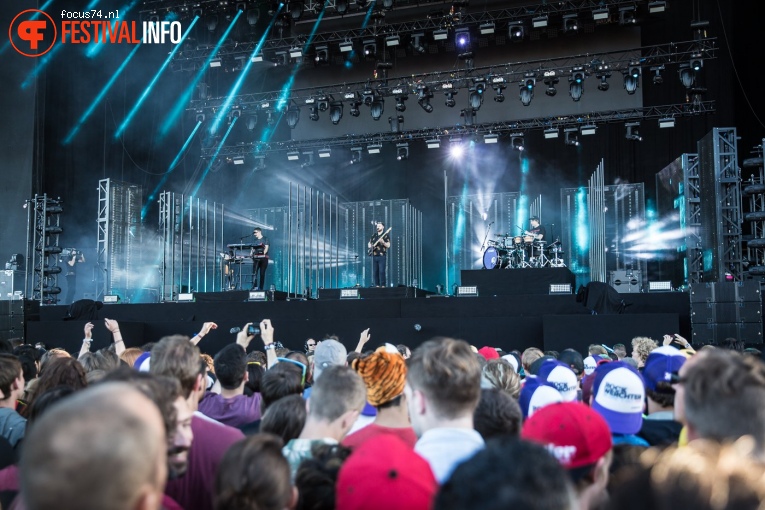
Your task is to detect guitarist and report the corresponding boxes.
[368,222,391,287]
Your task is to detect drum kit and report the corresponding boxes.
[482,233,566,269]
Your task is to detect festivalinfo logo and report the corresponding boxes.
[9,8,182,57]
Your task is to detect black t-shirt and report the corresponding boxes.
[529,225,546,240]
[637,418,683,446]
[252,236,269,257]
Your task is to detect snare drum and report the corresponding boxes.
[512,236,524,247]
[523,235,535,244]
[482,246,510,269]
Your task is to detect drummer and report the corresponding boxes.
[527,216,546,241]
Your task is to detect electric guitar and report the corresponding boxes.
[368,227,392,256]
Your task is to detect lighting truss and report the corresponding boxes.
[168,0,675,71]
[187,38,717,114]
[200,101,715,160]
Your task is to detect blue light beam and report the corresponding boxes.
[190,117,238,197]
[141,120,204,219]
[159,11,243,138]
[62,42,143,144]
[115,16,198,139]
[85,0,140,59]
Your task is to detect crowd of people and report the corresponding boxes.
[0,320,763,510]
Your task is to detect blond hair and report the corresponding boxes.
[631,337,658,367]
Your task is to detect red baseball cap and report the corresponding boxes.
[336,434,437,510]
[522,402,612,469]
[478,346,500,360]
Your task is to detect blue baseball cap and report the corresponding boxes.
[591,361,645,434]
[536,360,579,402]
[642,346,686,392]
[519,376,564,419]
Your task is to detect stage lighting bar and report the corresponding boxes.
[648,1,667,13]
[103,295,121,304]
[426,138,440,149]
[341,288,360,299]
[232,155,245,165]
[339,39,353,52]
[549,283,572,294]
[484,133,498,144]
[209,58,222,67]
[177,293,194,302]
[251,53,264,62]
[479,22,495,35]
[648,281,673,292]
[433,29,448,41]
[532,15,548,28]
[289,46,303,58]
[580,124,597,135]
[455,286,478,297]
[386,35,400,46]
[367,143,383,154]
[658,117,675,128]
[544,128,559,139]
[318,148,331,158]
[248,291,267,301]
[287,151,300,161]
[592,7,609,20]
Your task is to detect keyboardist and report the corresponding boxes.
[250,227,270,291]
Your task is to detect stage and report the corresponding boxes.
[23,268,692,357]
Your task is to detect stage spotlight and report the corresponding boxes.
[308,105,319,121]
[562,14,578,33]
[460,108,475,126]
[417,86,434,112]
[246,8,260,26]
[196,112,206,123]
[286,108,299,129]
[370,99,384,120]
[388,114,404,132]
[511,134,524,151]
[651,65,664,84]
[619,5,636,25]
[679,65,695,88]
[363,39,377,60]
[206,15,218,32]
[690,58,703,72]
[455,28,470,48]
[564,127,580,146]
[544,73,559,96]
[393,89,408,112]
[623,66,640,94]
[254,154,266,170]
[288,1,304,20]
[314,45,329,66]
[519,75,535,106]
[197,82,209,100]
[382,0,394,10]
[508,20,524,41]
[247,113,258,131]
[595,63,611,91]
[317,95,330,112]
[625,122,642,141]
[444,91,457,107]
[329,102,343,124]
[569,68,585,101]
[336,0,348,14]
[350,147,362,164]
[410,32,426,54]
[468,90,483,109]
[266,111,275,126]
[349,101,361,117]
[396,143,409,160]
[492,79,506,103]
[449,140,465,158]
[362,88,375,106]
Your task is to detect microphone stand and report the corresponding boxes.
[480,221,494,251]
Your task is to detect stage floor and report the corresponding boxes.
[27,288,691,357]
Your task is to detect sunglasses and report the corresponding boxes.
[277,357,307,387]
[669,372,686,385]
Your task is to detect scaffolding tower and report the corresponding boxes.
[698,128,743,282]
[25,195,63,305]
[95,179,144,301]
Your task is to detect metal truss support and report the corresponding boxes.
[682,154,703,284]
[26,195,63,305]
[699,127,742,282]
[96,179,109,301]
[742,140,765,277]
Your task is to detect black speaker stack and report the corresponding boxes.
[0,300,39,342]
[690,281,763,345]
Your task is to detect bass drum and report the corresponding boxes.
[483,246,510,269]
